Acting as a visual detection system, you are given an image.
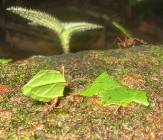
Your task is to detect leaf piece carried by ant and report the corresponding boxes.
[22,70,66,102]
[81,71,149,106]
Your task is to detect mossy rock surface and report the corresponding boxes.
[0,45,162,139]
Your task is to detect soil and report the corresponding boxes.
[0,45,162,139]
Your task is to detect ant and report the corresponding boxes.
[113,36,147,48]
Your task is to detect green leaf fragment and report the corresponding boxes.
[0,58,12,65]
[100,87,149,106]
[22,70,66,102]
[81,71,149,106]
[81,72,120,96]
[112,21,134,39]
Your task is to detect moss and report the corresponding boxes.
[7,134,30,140]
[0,45,162,139]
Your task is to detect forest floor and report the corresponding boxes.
[0,44,162,139]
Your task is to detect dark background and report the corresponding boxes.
[0,0,163,59]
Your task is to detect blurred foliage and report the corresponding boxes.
[0,58,12,65]
[129,0,144,6]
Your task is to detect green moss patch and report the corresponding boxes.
[0,45,162,139]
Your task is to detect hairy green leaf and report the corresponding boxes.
[22,70,66,102]
[7,6,103,53]
[81,72,149,106]
[7,6,64,34]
